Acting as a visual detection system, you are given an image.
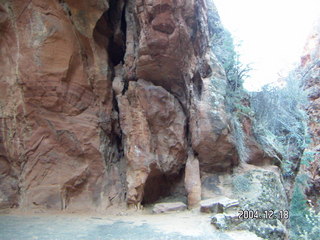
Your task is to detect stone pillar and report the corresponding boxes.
[185,155,201,208]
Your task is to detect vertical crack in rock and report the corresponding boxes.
[107,0,127,66]
[93,0,127,207]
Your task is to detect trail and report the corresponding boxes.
[0,211,261,240]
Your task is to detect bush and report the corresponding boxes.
[290,174,320,240]
[250,71,308,167]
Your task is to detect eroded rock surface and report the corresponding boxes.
[0,5,290,240]
[303,19,320,149]
[118,79,187,206]
[0,1,294,239]
[118,0,240,207]
[0,0,125,211]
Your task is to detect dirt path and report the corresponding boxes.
[0,210,262,240]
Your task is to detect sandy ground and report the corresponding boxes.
[0,208,263,240]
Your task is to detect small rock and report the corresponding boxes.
[211,213,240,230]
[152,202,187,214]
[112,76,124,95]
[200,197,239,213]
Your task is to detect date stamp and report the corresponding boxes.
[238,210,289,220]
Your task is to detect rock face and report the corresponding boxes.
[118,79,187,206]
[0,0,125,211]
[302,18,320,148]
[300,18,320,210]
[215,167,288,240]
[0,4,289,239]
[0,1,292,238]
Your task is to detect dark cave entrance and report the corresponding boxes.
[107,0,127,66]
[93,0,127,66]
[142,166,186,205]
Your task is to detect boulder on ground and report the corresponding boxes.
[152,202,187,214]
[200,197,239,213]
[211,213,241,230]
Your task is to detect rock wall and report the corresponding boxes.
[0,0,124,211]
[302,18,320,148]
[0,0,239,211]
[301,18,320,210]
[0,3,289,233]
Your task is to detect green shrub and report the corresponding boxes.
[290,174,320,240]
[301,150,317,167]
[250,72,308,168]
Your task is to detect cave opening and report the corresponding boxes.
[107,0,127,66]
[142,167,186,205]
[93,0,127,67]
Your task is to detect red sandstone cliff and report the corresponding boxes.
[0,0,238,211]
[0,5,291,234]
[0,1,293,238]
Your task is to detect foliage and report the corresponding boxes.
[290,174,320,240]
[250,71,308,167]
[208,5,319,239]
[212,29,251,94]
[301,150,317,167]
[249,73,312,240]
[211,26,252,162]
[208,3,307,167]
